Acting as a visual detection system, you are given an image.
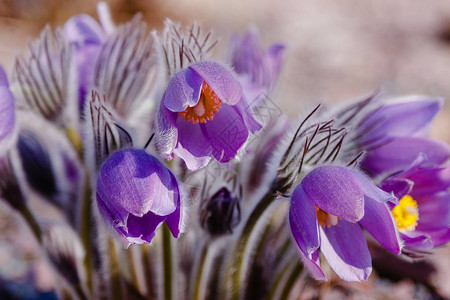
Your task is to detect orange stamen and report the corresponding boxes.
[179,81,222,124]
[315,206,341,228]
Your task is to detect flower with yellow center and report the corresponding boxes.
[391,195,419,232]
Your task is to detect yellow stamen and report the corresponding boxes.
[315,206,341,228]
[392,195,419,232]
[179,81,222,124]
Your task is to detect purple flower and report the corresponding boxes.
[96,149,182,245]
[0,66,16,155]
[289,165,401,281]
[64,14,105,109]
[356,97,449,176]
[362,136,450,176]
[157,61,262,170]
[381,158,450,249]
[229,30,284,105]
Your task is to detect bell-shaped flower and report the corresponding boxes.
[289,165,401,282]
[96,149,182,245]
[157,61,262,170]
[0,66,16,155]
[229,29,284,105]
[381,157,450,249]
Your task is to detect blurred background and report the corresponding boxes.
[0,0,449,299]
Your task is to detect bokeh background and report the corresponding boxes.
[0,0,449,299]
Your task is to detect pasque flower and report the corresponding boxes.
[96,149,182,245]
[64,14,105,109]
[381,157,450,249]
[289,165,401,281]
[356,96,450,176]
[157,61,261,170]
[229,30,284,105]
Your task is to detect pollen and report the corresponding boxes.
[179,81,222,124]
[316,206,341,228]
[392,195,419,232]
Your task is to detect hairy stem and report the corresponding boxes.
[162,224,173,300]
[223,192,277,300]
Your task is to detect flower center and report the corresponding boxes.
[179,81,222,124]
[315,206,341,228]
[392,195,419,232]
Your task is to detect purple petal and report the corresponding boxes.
[415,192,450,231]
[264,43,285,86]
[381,178,414,199]
[289,185,320,256]
[156,105,178,160]
[406,166,450,196]
[203,104,248,163]
[359,197,402,254]
[173,117,212,170]
[64,14,105,46]
[164,173,182,238]
[362,137,450,176]
[301,166,364,222]
[352,170,398,204]
[189,62,243,106]
[358,97,443,144]
[163,69,203,112]
[297,249,326,281]
[233,98,262,133]
[320,221,372,281]
[400,231,434,249]
[126,211,167,244]
[425,228,450,247]
[97,150,179,225]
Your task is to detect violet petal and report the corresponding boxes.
[362,137,450,176]
[203,103,248,163]
[359,197,402,254]
[173,117,212,170]
[301,166,365,223]
[320,221,372,282]
[163,69,204,112]
[189,62,243,106]
[289,185,320,256]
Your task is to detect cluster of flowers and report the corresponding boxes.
[0,2,448,299]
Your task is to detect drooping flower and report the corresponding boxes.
[64,13,106,110]
[229,29,284,105]
[96,149,182,245]
[354,96,450,176]
[157,61,262,170]
[289,165,401,281]
[0,66,16,155]
[381,158,450,249]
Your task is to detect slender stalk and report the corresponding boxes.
[279,263,303,300]
[74,284,89,300]
[18,204,42,243]
[162,224,173,300]
[141,245,156,299]
[193,244,208,300]
[267,261,293,300]
[109,239,123,300]
[78,175,93,293]
[127,247,141,293]
[224,192,276,300]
